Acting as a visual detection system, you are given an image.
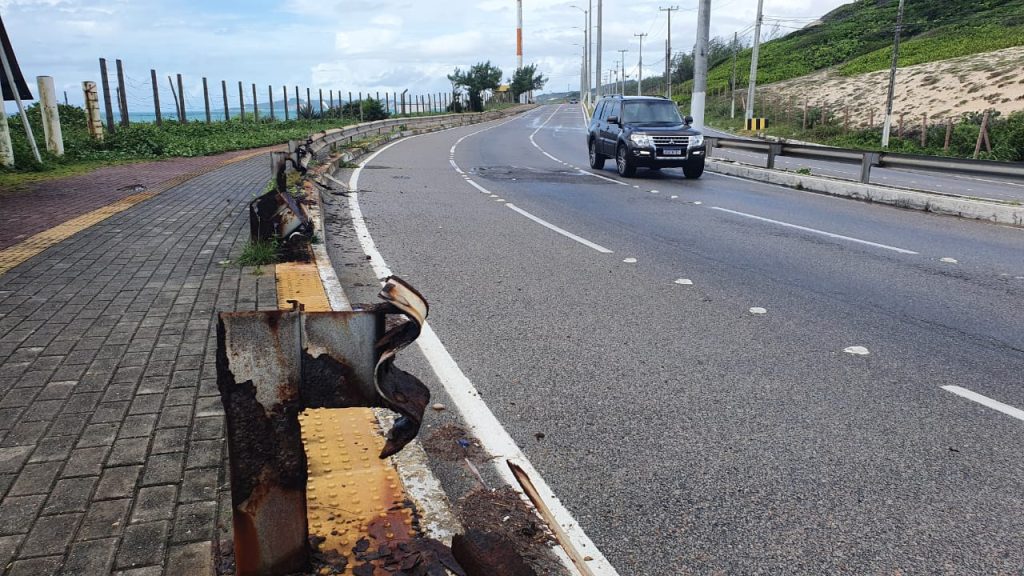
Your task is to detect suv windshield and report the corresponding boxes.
[621,101,682,125]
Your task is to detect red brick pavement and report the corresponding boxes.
[0,146,281,250]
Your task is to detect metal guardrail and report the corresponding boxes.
[706,137,1024,184]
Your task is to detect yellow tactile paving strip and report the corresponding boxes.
[0,147,273,277]
[300,408,416,569]
[274,262,332,311]
[275,251,416,571]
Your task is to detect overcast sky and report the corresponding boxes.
[2,0,850,113]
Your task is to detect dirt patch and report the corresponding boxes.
[421,423,487,463]
[760,45,1024,126]
[455,487,566,575]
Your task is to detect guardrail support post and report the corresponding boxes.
[766,143,782,169]
[860,152,879,184]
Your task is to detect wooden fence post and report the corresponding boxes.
[115,59,129,126]
[238,81,245,121]
[82,81,104,141]
[283,86,289,121]
[319,89,324,116]
[203,78,211,123]
[252,84,259,121]
[222,80,229,121]
[944,118,952,152]
[330,89,334,109]
[920,113,927,147]
[898,112,904,138]
[295,86,300,118]
[150,69,162,126]
[269,85,274,121]
[99,58,115,133]
[307,88,312,116]
[844,107,849,132]
[869,109,874,128]
[176,74,185,122]
[973,111,990,158]
[802,99,807,130]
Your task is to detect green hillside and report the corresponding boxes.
[677,0,1024,103]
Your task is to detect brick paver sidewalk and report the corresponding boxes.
[0,154,278,574]
[0,147,278,251]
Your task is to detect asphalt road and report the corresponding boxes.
[335,104,1024,574]
[702,127,1024,204]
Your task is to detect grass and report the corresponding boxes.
[236,239,279,267]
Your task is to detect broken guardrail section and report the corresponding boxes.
[217,276,431,575]
[249,140,314,245]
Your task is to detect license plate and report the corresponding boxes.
[661,148,682,156]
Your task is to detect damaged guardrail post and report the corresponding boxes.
[860,152,879,184]
[766,143,783,170]
[217,277,431,576]
[250,148,313,246]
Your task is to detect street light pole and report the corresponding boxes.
[596,0,603,99]
[634,33,647,96]
[617,49,628,95]
[571,5,590,103]
[745,0,764,120]
[881,0,906,148]
[659,6,679,99]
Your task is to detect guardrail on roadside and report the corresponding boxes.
[706,137,1024,184]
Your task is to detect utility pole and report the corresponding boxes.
[692,0,711,130]
[596,0,603,99]
[617,49,628,95]
[571,5,589,103]
[730,31,738,118]
[745,0,764,120]
[881,0,906,148]
[660,6,679,99]
[634,33,647,96]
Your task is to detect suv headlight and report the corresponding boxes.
[629,133,654,147]
[688,134,704,147]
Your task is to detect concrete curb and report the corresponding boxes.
[707,159,1024,228]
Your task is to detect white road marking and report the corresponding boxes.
[942,386,1024,423]
[843,346,870,355]
[504,204,613,253]
[940,257,958,264]
[709,207,918,255]
[670,195,678,199]
[749,307,767,315]
[347,130,618,575]
[622,257,637,263]
[674,278,693,285]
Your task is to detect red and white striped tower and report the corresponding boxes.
[516,0,524,69]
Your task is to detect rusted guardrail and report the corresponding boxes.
[706,136,1024,184]
[217,277,431,575]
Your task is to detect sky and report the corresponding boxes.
[2,0,851,114]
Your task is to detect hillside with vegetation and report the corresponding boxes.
[672,0,1024,104]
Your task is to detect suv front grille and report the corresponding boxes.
[652,135,689,146]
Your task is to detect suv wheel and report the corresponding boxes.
[616,144,636,177]
[683,157,705,179]
[589,139,605,169]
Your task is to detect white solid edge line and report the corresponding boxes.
[505,203,614,253]
[941,385,1024,423]
[349,127,620,575]
[708,206,919,255]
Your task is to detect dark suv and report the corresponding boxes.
[586,95,705,178]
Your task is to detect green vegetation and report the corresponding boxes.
[510,64,547,103]
[673,0,1024,107]
[448,62,503,112]
[236,239,279,267]
[0,102,373,185]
